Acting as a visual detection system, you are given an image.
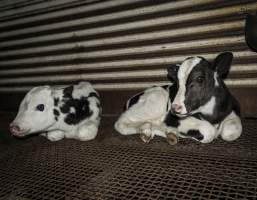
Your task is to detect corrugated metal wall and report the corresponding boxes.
[0,0,257,114]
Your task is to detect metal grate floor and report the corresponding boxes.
[0,118,257,200]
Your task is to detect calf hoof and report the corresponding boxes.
[166,132,178,145]
[140,133,152,143]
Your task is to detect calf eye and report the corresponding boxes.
[36,104,45,111]
[197,76,204,84]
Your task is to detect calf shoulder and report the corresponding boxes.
[55,83,100,126]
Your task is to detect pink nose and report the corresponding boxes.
[9,123,21,135]
[171,104,182,113]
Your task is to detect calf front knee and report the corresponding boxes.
[77,123,98,141]
[198,123,218,143]
[221,121,242,142]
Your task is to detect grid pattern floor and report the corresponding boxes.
[0,119,257,200]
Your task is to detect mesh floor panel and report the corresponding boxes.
[0,119,257,200]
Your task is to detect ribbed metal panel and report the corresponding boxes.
[0,0,257,92]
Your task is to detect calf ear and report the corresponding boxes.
[167,64,180,81]
[213,52,233,78]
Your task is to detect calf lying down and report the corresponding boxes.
[10,82,101,141]
[115,52,242,144]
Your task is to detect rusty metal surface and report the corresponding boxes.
[0,118,257,199]
[0,0,257,92]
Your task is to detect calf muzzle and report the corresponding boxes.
[9,123,23,136]
[171,104,182,114]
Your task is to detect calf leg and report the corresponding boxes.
[139,122,153,143]
[77,121,99,141]
[152,124,178,145]
[114,113,139,135]
[220,112,242,142]
[47,130,65,141]
[115,86,169,136]
[178,117,218,143]
[166,132,178,145]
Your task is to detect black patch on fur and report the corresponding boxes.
[166,101,169,112]
[187,130,204,140]
[164,112,180,128]
[53,109,60,116]
[167,65,180,82]
[54,98,59,106]
[163,84,179,114]
[126,92,143,109]
[88,92,100,100]
[166,84,178,102]
[161,84,181,127]
[60,95,93,125]
[161,85,169,90]
[63,86,74,98]
[180,130,204,141]
[191,113,202,120]
[184,59,214,113]
[53,109,60,121]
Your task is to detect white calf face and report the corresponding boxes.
[10,86,56,136]
[171,57,203,115]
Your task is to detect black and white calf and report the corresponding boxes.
[115,52,242,143]
[10,82,101,141]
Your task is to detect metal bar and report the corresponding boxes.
[0,1,255,44]
[93,79,257,90]
[0,54,256,84]
[0,69,167,83]
[0,20,244,57]
[0,78,257,93]
[0,63,256,79]
[0,50,255,75]
[0,35,245,66]
[0,0,222,44]
[0,0,87,20]
[0,0,39,11]
[231,64,257,73]
[0,0,147,29]
[0,62,256,78]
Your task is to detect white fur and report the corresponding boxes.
[70,107,76,114]
[172,57,202,114]
[12,86,56,134]
[11,82,100,141]
[214,72,219,86]
[178,116,218,143]
[115,86,170,138]
[196,96,216,116]
[219,111,242,141]
[76,121,99,141]
[71,82,94,99]
[46,130,65,141]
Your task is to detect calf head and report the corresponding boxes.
[167,52,233,116]
[10,86,56,137]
